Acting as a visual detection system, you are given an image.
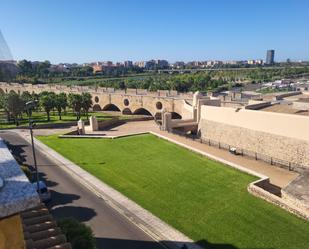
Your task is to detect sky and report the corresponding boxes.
[0,0,309,63]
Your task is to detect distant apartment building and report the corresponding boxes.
[134,61,146,68]
[247,59,263,65]
[155,59,169,69]
[124,60,133,68]
[100,61,113,67]
[115,62,123,67]
[193,61,201,67]
[266,50,275,64]
[92,64,103,73]
[206,60,223,67]
[172,61,185,69]
[145,59,169,70]
[225,60,238,65]
[145,60,155,69]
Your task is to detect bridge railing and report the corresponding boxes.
[0,82,194,99]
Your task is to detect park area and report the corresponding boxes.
[38,134,309,249]
[0,109,137,129]
[0,110,113,129]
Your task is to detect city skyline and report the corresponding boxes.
[1,0,309,63]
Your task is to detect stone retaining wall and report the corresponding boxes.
[199,106,309,170]
[200,119,309,170]
[248,180,309,220]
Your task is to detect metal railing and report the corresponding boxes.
[168,129,307,172]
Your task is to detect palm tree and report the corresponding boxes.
[68,93,82,120]
[55,93,67,120]
[81,92,93,119]
[39,92,55,121]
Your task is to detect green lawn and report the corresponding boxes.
[0,110,114,129]
[38,134,309,249]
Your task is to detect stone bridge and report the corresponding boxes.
[0,82,194,119]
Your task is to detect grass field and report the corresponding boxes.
[38,134,309,249]
[0,110,123,129]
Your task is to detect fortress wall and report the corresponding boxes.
[199,106,309,168]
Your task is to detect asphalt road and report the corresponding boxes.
[0,130,164,249]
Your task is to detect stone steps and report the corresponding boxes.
[21,204,72,249]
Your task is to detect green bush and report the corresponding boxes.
[58,218,96,249]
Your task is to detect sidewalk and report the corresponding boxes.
[154,130,298,188]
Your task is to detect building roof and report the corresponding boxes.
[0,137,40,218]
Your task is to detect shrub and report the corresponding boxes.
[58,218,96,249]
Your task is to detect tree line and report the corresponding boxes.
[13,60,144,84]
[19,66,309,92]
[0,90,92,125]
[1,59,309,93]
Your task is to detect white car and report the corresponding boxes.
[32,181,51,203]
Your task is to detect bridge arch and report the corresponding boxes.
[102,103,121,112]
[133,108,152,116]
[92,104,102,111]
[171,112,182,119]
[0,88,4,94]
[122,108,132,115]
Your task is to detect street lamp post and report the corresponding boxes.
[26,101,40,195]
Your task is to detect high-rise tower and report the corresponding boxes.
[266,49,275,65]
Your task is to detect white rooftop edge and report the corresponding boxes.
[0,137,40,218]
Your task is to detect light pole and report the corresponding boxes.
[26,100,40,195]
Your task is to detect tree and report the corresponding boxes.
[20,91,32,103]
[39,92,55,121]
[20,91,33,116]
[17,60,33,76]
[0,92,9,122]
[6,91,24,125]
[81,92,92,119]
[58,218,95,249]
[68,93,82,120]
[55,93,67,120]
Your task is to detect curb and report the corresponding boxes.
[17,131,202,249]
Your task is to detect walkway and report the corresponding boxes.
[31,120,298,188]
[155,129,298,188]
